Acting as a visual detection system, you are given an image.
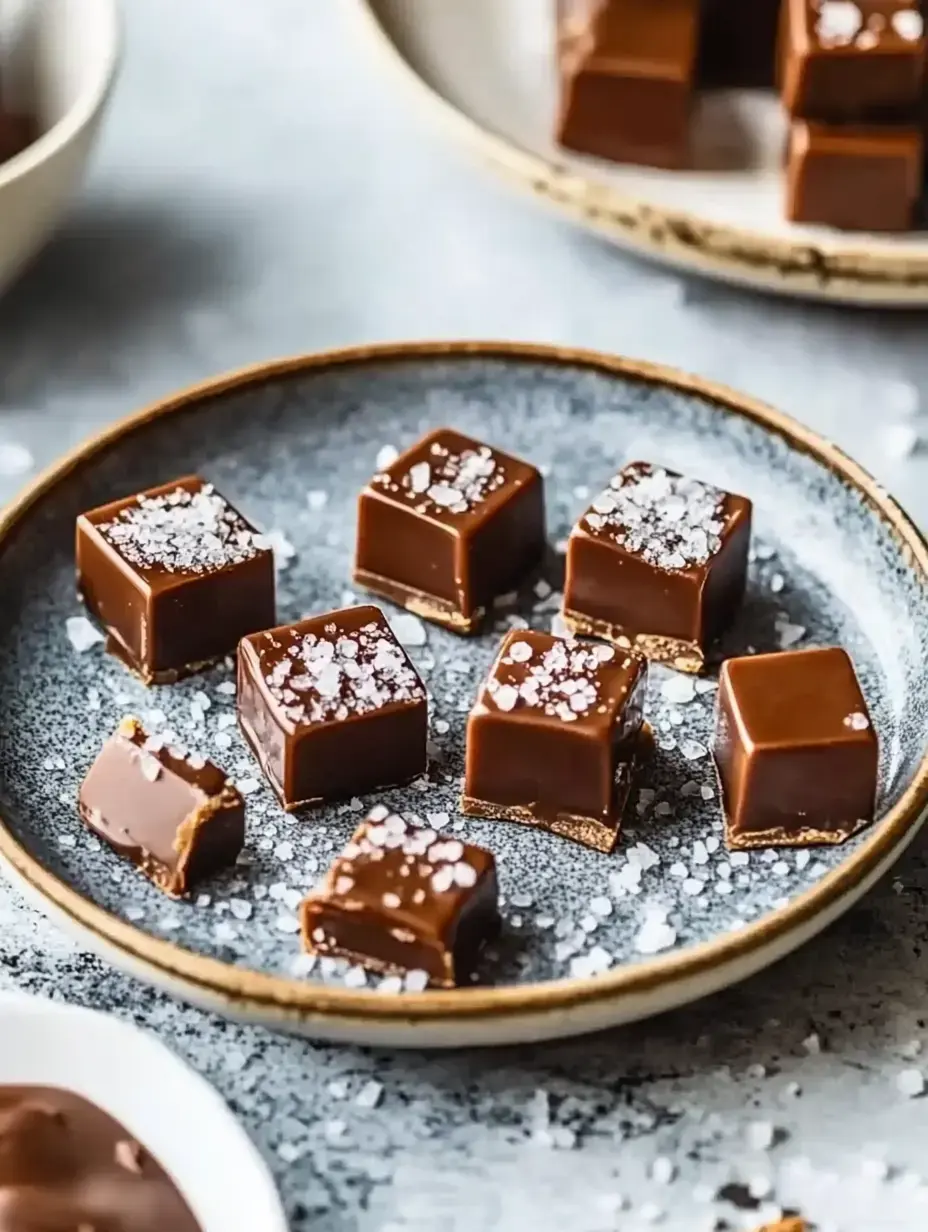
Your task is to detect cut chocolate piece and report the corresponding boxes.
[713,646,879,850]
[785,118,922,231]
[76,475,276,684]
[780,0,925,123]
[0,1086,201,1231]
[238,605,427,810]
[301,805,500,988]
[78,717,245,896]
[461,629,648,853]
[354,428,545,635]
[562,462,752,673]
[556,0,699,169]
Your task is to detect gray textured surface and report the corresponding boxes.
[2,1,928,1228]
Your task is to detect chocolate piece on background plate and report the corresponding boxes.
[237,605,427,811]
[779,0,925,124]
[302,805,500,988]
[354,428,545,635]
[461,629,649,853]
[562,462,752,673]
[785,118,922,231]
[78,717,245,896]
[713,646,879,850]
[76,475,276,685]
[556,0,699,169]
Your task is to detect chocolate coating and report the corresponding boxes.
[562,462,752,673]
[785,119,922,232]
[238,605,428,810]
[0,1086,200,1231]
[76,475,276,684]
[354,428,545,635]
[302,806,500,988]
[556,0,699,169]
[780,0,925,123]
[461,629,648,853]
[713,646,879,849]
[78,716,245,896]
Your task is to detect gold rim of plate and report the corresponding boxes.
[2,340,928,1030]
[353,0,928,306]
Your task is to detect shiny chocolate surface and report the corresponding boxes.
[78,716,245,896]
[785,120,922,232]
[76,475,276,684]
[713,646,879,849]
[302,805,499,988]
[354,428,544,634]
[462,629,648,852]
[237,605,428,810]
[0,1085,200,1231]
[563,462,752,671]
[780,0,925,123]
[556,0,699,169]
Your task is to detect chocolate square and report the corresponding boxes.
[76,475,276,684]
[562,462,752,673]
[461,630,648,853]
[785,118,922,231]
[301,806,500,988]
[237,605,428,810]
[780,0,926,122]
[556,0,699,169]
[78,717,245,896]
[354,429,545,635]
[713,647,879,850]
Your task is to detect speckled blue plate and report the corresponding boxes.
[1,342,927,1048]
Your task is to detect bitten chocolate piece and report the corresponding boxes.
[556,0,699,169]
[354,428,545,635]
[0,1086,201,1231]
[713,647,879,850]
[76,475,276,684]
[461,630,648,853]
[786,118,922,231]
[780,0,925,123]
[238,605,427,810]
[78,717,245,896]
[562,463,752,673]
[302,806,500,988]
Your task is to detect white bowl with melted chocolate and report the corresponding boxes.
[0,994,287,1231]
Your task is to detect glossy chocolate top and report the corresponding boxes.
[239,606,426,730]
[721,647,874,749]
[365,429,539,533]
[310,806,496,941]
[560,0,697,73]
[82,475,270,580]
[574,462,745,573]
[805,0,923,51]
[79,717,239,871]
[0,1085,200,1231]
[475,629,647,736]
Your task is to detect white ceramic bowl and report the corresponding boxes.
[0,0,121,295]
[0,993,289,1231]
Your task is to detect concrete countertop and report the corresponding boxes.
[0,3,926,1229]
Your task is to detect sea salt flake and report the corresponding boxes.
[680,739,708,762]
[816,0,862,45]
[589,895,613,917]
[66,616,104,653]
[404,969,429,992]
[896,1068,925,1098]
[635,912,676,955]
[747,1120,776,1150]
[661,675,696,704]
[651,1156,676,1184]
[343,966,368,989]
[376,444,399,470]
[893,8,923,40]
[802,1032,822,1055]
[844,711,869,731]
[355,1080,383,1109]
[307,489,328,510]
[237,777,261,796]
[229,899,253,921]
[275,915,300,934]
[0,441,33,475]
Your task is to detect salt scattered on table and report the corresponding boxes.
[896,1068,925,1098]
[307,490,328,510]
[65,616,104,653]
[388,612,427,647]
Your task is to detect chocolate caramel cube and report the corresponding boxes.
[78,717,245,896]
[354,429,545,635]
[461,630,648,853]
[557,0,699,169]
[76,476,276,684]
[785,118,922,231]
[713,647,879,850]
[780,0,926,123]
[302,806,500,988]
[562,463,752,673]
[237,605,427,811]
